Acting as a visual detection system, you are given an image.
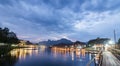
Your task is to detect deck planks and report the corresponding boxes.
[102,51,120,66]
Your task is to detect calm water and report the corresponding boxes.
[0,46,95,66]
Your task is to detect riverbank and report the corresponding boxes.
[0,45,29,56]
[0,45,13,55]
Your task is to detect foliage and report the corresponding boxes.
[88,37,110,46]
[118,38,120,44]
[0,27,19,44]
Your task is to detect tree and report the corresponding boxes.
[88,38,110,46]
[0,27,19,44]
[118,38,120,49]
[118,38,120,44]
[3,27,9,34]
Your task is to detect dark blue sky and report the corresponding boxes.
[0,0,120,42]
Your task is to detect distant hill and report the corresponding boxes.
[88,37,110,46]
[74,41,87,45]
[38,38,73,46]
[52,41,87,48]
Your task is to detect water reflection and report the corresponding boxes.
[71,51,74,61]
[51,47,86,61]
[0,53,18,66]
[9,48,39,60]
[0,46,95,66]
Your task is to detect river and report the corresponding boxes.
[0,46,95,66]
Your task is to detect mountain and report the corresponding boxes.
[38,38,73,46]
[52,41,87,48]
[74,41,87,45]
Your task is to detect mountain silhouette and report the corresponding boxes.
[39,38,73,46]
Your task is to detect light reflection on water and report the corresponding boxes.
[51,48,86,61]
[9,48,39,60]
[0,46,95,66]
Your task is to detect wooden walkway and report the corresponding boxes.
[102,51,120,66]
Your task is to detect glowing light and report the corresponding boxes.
[108,40,114,44]
[93,45,96,50]
[77,46,82,49]
[11,44,18,47]
[71,51,74,61]
[105,44,109,47]
[105,44,109,51]
[10,48,38,60]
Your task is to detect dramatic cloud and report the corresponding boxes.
[0,0,120,42]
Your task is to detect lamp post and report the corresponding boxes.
[114,29,117,48]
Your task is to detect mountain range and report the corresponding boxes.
[38,38,73,46]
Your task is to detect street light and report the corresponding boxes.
[108,40,114,44]
[104,40,115,51]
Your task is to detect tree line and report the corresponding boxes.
[0,27,19,44]
[118,38,120,44]
[88,37,110,46]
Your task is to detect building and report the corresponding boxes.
[73,41,86,49]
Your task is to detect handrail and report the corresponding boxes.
[99,54,103,66]
[86,57,95,66]
[86,50,102,66]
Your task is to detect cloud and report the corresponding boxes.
[0,0,120,42]
[0,22,2,27]
[74,10,120,39]
[81,0,120,11]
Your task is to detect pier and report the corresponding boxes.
[102,51,120,66]
[87,50,120,66]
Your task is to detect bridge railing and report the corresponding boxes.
[86,50,103,66]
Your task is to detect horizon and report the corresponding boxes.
[0,0,120,42]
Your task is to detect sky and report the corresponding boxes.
[0,0,120,42]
